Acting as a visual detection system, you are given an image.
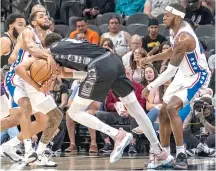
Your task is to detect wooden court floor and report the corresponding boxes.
[1,152,216,170]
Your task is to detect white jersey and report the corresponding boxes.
[169,21,210,77]
[102,31,130,56]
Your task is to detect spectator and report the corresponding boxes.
[130,47,148,83]
[152,41,171,73]
[65,81,101,153]
[100,38,115,54]
[208,54,215,94]
[122,34,143,67]
[69,18,100,45]
[96,67,145,154]
[49,17,55,32]
[74,32,87,41]
[185,0,213,26]
[183,96,215,157]
[50,75,69,112]
[115,0,146,17]
[83,0,115,19]
[48,75,69,153]
[144,0,180,18]
[184,18,195,29]
[142,18,167,55]
[201,0,215,15]
[101,16,131,57]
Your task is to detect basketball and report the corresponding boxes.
[30,59,52,83]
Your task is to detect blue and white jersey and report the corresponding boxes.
[169,21,210,77]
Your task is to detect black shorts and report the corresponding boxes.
[78,52,134,101]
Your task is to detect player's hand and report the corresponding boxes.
[38,79,52,93]
[142,87,150,99]
[47,55,56,74]
[139,56,152,67]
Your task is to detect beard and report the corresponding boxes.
[38,23,50,30]
[12,27,19,38]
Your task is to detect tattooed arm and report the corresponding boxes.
[147,33,195,90]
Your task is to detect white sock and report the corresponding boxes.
[176,145,185,156]
[120,92,160,145]
[69,111,119,139]
[24,139,32,152]
[36,142,47,154]
[4,136,21,146]
[163,146,171,155]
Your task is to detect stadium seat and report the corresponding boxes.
[126,13,149,26]
[69,16,78,29]
[96,12,123,26]
[127,24,145,35]
[195,25,215,39]
[133,25,148,37]
[54,24,70,38]
[156,14,164,24]
[206,38,215,52]
[60,0,83,25]
[88,25,101,35]
[45,0,57,19]
[158,24,166,35]
[99,24,127,34]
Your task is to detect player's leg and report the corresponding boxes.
[0,108,21,131]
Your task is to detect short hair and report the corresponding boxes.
[100,38,114,49]
[44,33,62,47]
[75,17,87,25]
[5,13,26,30]
[168,3,186,14]
[108,15,121,24]
[31,4,46,14]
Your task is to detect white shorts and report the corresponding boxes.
[0,94,10,119]
[13,77,57,114]
[163,71,210,106]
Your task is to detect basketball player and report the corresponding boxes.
[1,9,61,166]
[15,33,174,167]
[0,13,26,121]
[140,3,211,169]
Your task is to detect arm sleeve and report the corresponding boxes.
[147,63,178,90]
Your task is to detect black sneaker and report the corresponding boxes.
[128,144,137,154]
[174,153,188,170]
[99,143,113,154]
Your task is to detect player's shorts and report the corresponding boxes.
[163,70,211,106]
[5,71,19,109]
[78,52,134,102]
[7,73,57,114]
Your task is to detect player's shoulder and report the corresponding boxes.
[0,36,11,44]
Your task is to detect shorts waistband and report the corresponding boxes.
[88,52,111,68]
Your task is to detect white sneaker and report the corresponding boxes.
[147,150,174,169]
[198,143,215,156]
[25,148,38,165]
[1,143,24,162]
[110,128,133,163]
[33,152,57,167]
[0,146,5,157]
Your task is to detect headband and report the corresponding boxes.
[165,6,185,19]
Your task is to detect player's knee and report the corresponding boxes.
[35,112,48,126]
[166,102,181,117]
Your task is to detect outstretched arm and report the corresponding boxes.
[140,47,173,66]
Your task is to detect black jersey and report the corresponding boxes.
[1,33,14,68]
[50,38,107,71]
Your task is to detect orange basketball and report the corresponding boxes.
[30,59,52,83]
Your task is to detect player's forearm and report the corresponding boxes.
[147,64,178,90]
[27,45,51,59]
[15,65,41,91]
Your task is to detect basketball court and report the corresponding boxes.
[1,152,216,170]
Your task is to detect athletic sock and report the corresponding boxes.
[4,136,21,147]
[36,142,47,154]
[163,146,171,155]
[176,145,185,157]
[24,139,32,152]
